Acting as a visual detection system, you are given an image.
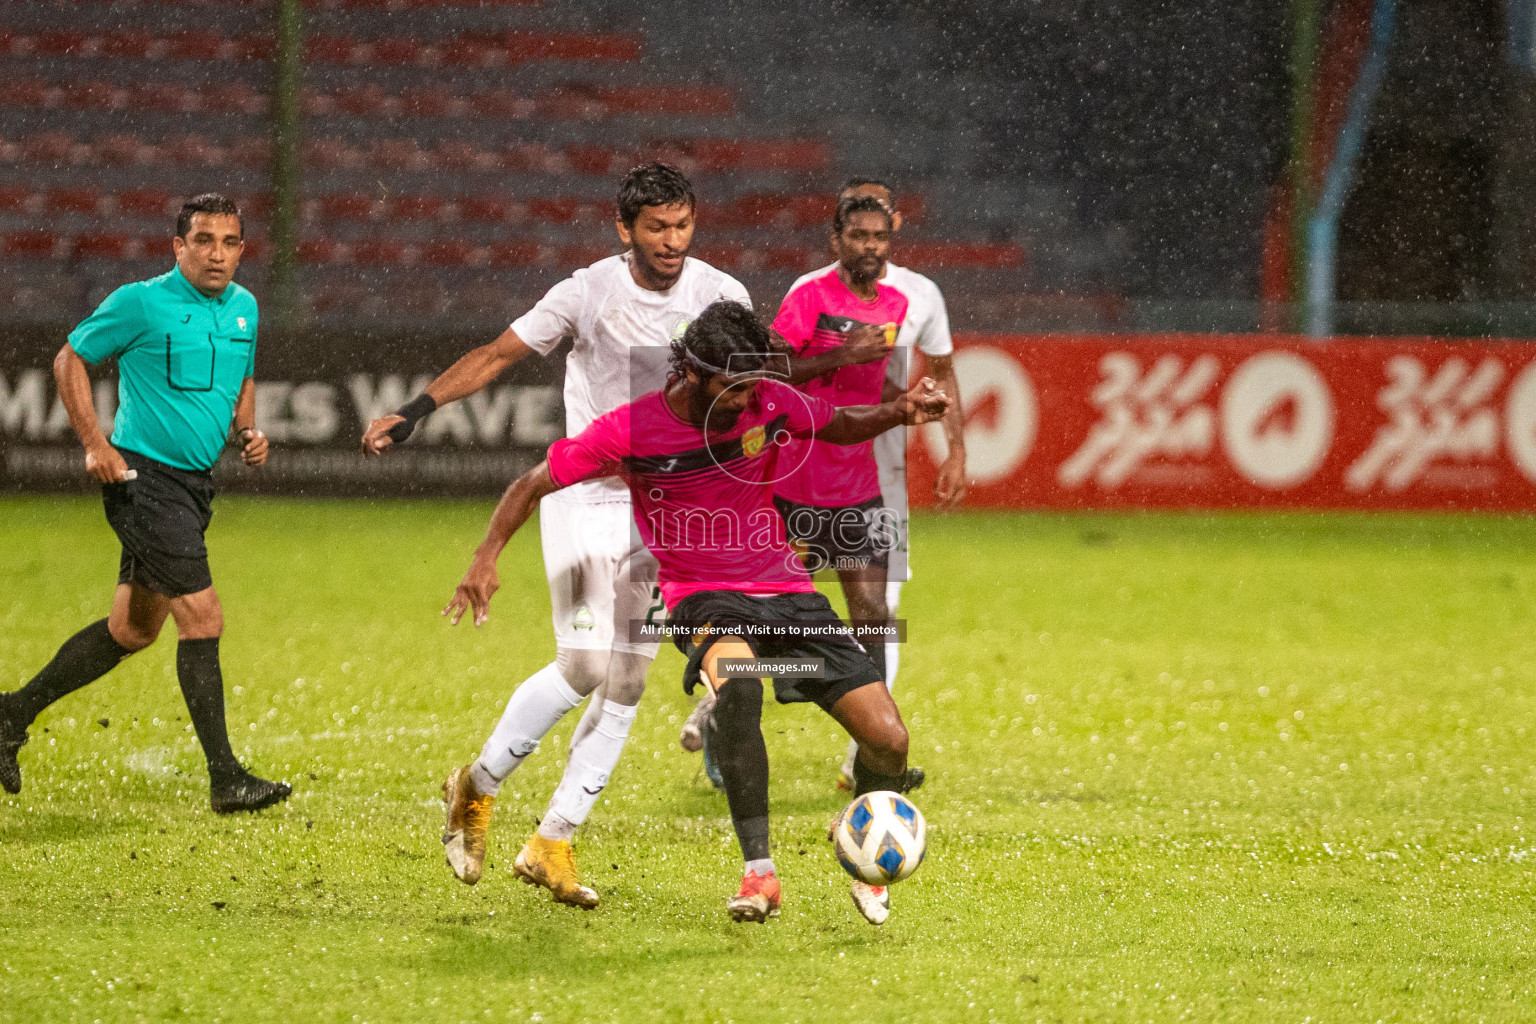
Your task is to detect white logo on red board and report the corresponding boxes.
[1503,360,1536,484]
[1220,352,1334,489]
[1344,356,1503,492]
[1058,353,1218,489]
[923,346,1036,484]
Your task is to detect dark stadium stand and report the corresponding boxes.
[0,0,1031,324]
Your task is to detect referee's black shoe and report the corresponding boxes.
[0,695,27,795]
[211,772,292,814]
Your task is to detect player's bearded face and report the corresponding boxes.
[618,203,694,287]
[689,371,757,433]
[834,210,892,285]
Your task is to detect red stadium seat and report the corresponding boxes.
[387,194,443,221]
[419,240,474,266]
[95,134,157,165]
[297,238,339,264]
[5,231,60,259]
[34,31,87,56]
[44,187,101,215]
[333,85,388,116]
[460,195,515,222]
[528,197,577,224]
[165,31,225,62]
[118,189,175,217]
[10,79,52,108]
[132,83,191,113]
[895,241,1025,269]
[352,239,405,265]
[99,31,156,59]
[306,35,359,65]
[75,234,130,261]
[468,90,529,118]
[399,88,453,118]
[0,187,26,212]
[436,37,489,68]
[317,193,374,222]
[61,82,118,111]
[563,145,614,176]
[371,37,421,65]
[487,241,540,267]
[202,83,265,115]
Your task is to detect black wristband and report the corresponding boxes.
[387,393,437,444]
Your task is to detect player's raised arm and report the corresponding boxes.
[816,377,951,446]
[444,460,562,627]
[362,326,537,455]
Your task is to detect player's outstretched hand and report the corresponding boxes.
[239,428,269,467]
[444,556,500,628]
[361,414,406,457]
[897,377,951,425]
[84,439,130,484]
[841,323,891,366]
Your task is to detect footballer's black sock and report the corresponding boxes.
[712,676,772,862]
[853,754,909,797]
[176,638,243,786]
[6,619,130,726]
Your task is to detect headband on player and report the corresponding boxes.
[684,350,790,380]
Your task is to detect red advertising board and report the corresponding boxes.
[905,334,1536,511]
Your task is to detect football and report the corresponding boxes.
[833,790,928,885]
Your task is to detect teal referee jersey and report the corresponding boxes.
[69,266,258,472]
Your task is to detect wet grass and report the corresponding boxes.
[1,497,1534,1022]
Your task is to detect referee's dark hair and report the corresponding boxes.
[176,194,243,239]
[842,176,897,209]
[616,162,695,228]
[832,193,894,236]
[670,301,777,381]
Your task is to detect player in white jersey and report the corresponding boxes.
[677,178,967,794]
[361,163,750,907]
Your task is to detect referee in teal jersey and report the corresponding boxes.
[0,194,290,813]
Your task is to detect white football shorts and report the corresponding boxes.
[539,493,663,657]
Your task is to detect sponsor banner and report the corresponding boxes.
[905,333,1536,511]
[0,327,563,495]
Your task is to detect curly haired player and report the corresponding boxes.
[443,301,946,924]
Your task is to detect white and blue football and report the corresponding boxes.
[833,790,927,885]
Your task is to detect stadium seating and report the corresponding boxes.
[0,0,1031,322]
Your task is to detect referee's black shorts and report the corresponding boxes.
[670,589,883,713]
[102,448,215,598]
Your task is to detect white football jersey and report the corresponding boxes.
[513,252,751,502]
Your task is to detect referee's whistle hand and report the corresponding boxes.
[240,430,269,466]
[84,441,129,484]
[444,559,499,628]
[361,415,405,456]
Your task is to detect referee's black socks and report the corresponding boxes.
[176,637,243,785]
[5,618,130,726]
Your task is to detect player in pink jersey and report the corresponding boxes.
[769,194,908,705]
[442,301,949,924]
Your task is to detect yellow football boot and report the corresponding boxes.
[441,765,495,885]
[514,833,599,908]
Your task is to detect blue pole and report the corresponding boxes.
[1306,0,1398,337]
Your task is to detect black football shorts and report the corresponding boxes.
[102,448,216,598]
[670,589,883,713]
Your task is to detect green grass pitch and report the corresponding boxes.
[1,496,1533,1022]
